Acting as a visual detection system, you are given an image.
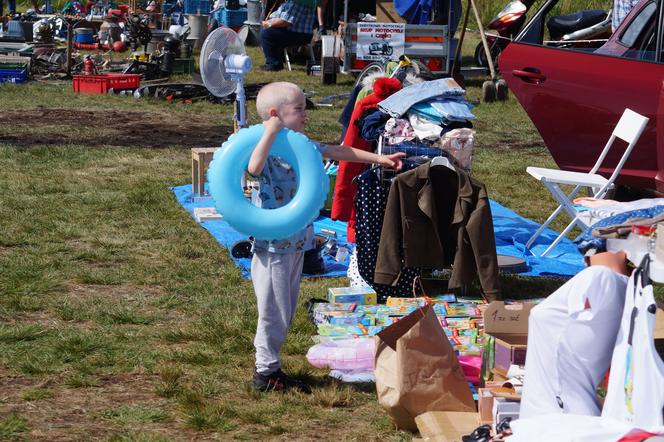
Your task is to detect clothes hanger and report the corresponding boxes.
[430,155,455,171]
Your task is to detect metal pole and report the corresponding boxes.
[469,0,496,80]
[66,18,73,77]
[451,0,471,76]
[343,0,347,25]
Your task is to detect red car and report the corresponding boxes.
[499,0,663,194]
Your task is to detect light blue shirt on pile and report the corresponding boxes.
[378,77,466,118]
[251,142,327,254]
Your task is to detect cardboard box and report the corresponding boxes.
[483,302,534,376]
[328,287,377,305]
[477,388,495,425]
[415,411,480,442]
[655,307,664,338]
[191,147,219,196]
[656,308,664,359]
[491,397,520,434]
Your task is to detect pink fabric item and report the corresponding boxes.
[306,338,375,371]
[617,430,663,442]
[573,197,619,208]
[384,118,415,145]
[458,355,482,385]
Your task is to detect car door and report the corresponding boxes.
[499,0,664,193]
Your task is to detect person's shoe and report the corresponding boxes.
[303,248,325,275]
[462,424,491,442]
[260,63,283,72]
[253,369,312,394]
[231,240,253,259]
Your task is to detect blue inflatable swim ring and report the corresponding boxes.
[207,124,329,241]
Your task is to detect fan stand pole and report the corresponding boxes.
[234,78,247,131]
[234,101,240,133]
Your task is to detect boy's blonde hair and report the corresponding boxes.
[255,82,303,121]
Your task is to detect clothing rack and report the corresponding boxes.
[376,134,455,186]
[372,134,470,297]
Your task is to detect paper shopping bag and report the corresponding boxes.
[375,304,476,431]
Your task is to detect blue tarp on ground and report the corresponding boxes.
[171,185,585,279]
[171,185,350,278]
[490,200,585,277]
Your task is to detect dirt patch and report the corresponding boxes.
[0,373,209,441]
[0,107,232,149]
[1,311,62,328]
[65,283,166,302]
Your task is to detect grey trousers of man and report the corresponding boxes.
[251,250,304,375]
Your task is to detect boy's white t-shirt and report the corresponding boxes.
[251,143,327,254]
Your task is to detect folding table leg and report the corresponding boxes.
[525,183,583,250]
[284,49,292,71]
[525,204,564,249]
[540,216,583,257]
[546,181,580,220]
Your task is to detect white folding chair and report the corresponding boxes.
[525,108,650,256]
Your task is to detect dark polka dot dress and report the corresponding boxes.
[354,166,420,303]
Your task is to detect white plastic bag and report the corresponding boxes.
[602,257,664,427]
[440,128,475,171]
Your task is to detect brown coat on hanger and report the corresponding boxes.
[374,161,501,301]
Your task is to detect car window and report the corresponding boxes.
[619,1,657,49]
[518,0,615,51]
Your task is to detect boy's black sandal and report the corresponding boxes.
[231,240,253,259]
[253,369,312,394]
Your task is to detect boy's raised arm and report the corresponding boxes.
[247,116,284,176]
[323,144,405,170]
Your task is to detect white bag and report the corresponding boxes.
[602,256,664,427]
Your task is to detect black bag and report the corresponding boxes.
[225,0,240,10]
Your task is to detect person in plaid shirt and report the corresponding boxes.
[612,0,640,31]
[260,0,316,71]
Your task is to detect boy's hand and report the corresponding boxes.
[263,115,284,135]
[379,152,406,170]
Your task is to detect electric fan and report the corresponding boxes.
[200,27,253,128]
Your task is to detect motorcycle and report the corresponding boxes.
[474,0,535,68]
[475,0,611,68]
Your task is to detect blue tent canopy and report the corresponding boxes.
[394,0,434,24]
[393,0,462,29]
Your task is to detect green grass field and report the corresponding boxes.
[0,39,601,440]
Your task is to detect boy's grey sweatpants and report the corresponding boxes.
[251,250,304,376]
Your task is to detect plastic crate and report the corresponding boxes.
[171,58,195,74]
[212,7,247,27]
[0,55,29,70]
[72,74,141,94]
[0,67,27,84]
[184,0,211,14]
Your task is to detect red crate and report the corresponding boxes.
[72,74,141,94]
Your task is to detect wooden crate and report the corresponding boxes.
[191,147,218,196]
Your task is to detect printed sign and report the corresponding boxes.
[356,22,405,61]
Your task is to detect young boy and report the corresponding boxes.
[248,82,404,393]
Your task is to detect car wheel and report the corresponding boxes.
[474,42,488,68]
[474,41,502,69]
